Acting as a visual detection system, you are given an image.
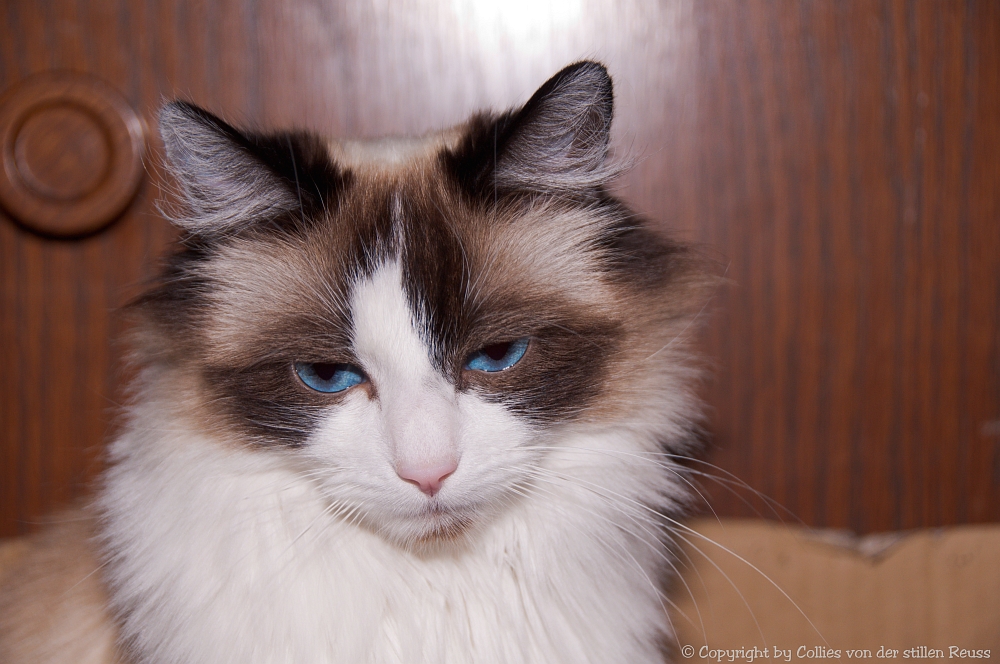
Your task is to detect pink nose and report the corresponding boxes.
[396,461,458,497]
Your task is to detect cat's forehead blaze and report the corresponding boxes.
[198,163,619,369]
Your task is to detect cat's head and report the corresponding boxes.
[137,62,708,548]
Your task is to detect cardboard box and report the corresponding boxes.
[670,519,1000,663]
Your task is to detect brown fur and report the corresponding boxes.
[0,510,121,664]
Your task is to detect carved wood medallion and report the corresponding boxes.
[0,72,145,237]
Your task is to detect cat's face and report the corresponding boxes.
[141,62,705,548]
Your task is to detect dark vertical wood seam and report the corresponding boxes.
[958,0,977,523]
[929,1,947,528]
[205,0,220,105]
[244,0,263,121]
[838,1,868,535]
[15,230,29,534]
[770,3,803,524]
[717,4,755,517]
[802,0,834,528]
[982,0,999,521]
[72,235,88,498]
[147,0,169,97]
[741,1,780,508]
[118,0,141,103]
[880,0,907,532]
[988,1,1000,516]
[905,0,926,529]
[176,0,189,95]
[3,1,29,77]
[75,0,98,72]
[100,219,118,473]
[39,0,58,70]
[38,239,52,521]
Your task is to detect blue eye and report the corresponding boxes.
[464,338,529,372]
[294,362,366,393]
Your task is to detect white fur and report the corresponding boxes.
[302,261,539,544]
[100,261,690,663]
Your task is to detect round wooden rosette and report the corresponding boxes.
[0,72,145,238]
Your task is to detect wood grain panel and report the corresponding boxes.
[0,0,997,537]
[689,0,1000,531]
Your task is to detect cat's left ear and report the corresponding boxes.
[445,61,617,199]
[159,102,300,235]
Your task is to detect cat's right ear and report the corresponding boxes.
[158,102,299,235]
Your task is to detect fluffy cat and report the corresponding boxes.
[0,61,711,664]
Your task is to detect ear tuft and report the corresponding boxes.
[159,102,299,235]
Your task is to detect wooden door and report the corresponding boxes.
[2,0,998,538]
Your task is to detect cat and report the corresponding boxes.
[0,61,712,664]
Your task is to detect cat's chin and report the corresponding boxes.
[375,502,483,551]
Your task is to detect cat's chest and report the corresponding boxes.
[101,429,665,664]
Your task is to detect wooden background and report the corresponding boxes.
[1,0,997,538]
